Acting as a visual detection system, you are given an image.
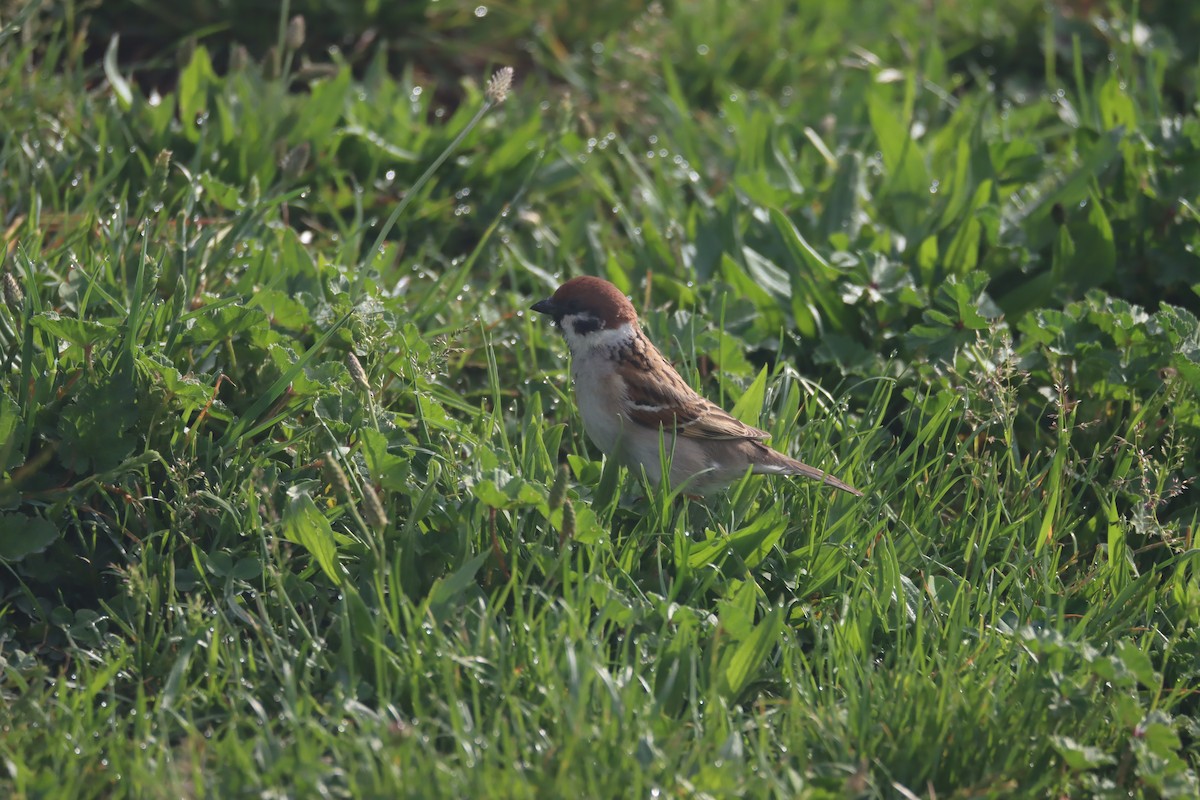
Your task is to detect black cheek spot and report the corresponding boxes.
[571,315,603,335]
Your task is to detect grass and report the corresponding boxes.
[1,0,1198,796]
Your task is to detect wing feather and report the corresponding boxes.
[616,346,769,441]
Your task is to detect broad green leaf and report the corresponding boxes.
[935,138,974,232]
[159,635,198,711]
[0,514,60,561]
[0,394,22,469]
[770,208,833,276]
[30,312,119,348]
[728,366,768,427]
[708,331,755,377]
[1064,196,1116,290]
[199,173,244,211]
[294,67,351,142]
[740,247,790,299]
[282,492,342,586]
[1098,73,1138,130]
[178,46,218,141]
[819,151,863,241]
[424,550,489,621]
[997,270,1058,319]
[247,290,314,330]
[1051,736,1116,770]
[417,394,456,430]
[717,579,760,641]
[944,215,982,275]
[720,606,783,700]
[220,311,351,446]
[718,254,785,334]
[770,208,854,335]
[1035,439,1065,554]
[867,80,929,232]
[1114,641,1159,689]
[360,429,412,492]
[472,479,508,509]
[1011,127,1123,246]
[566,504,604,545]
[141,355,216,410]
[943,180,991,277]
[103,36,133,110]
[181,305,271,346]
[58,371,141,473]
[1050,220,1077,286]
[688,515,786,571]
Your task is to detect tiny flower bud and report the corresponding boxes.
[560,499,576,541]
[485,66,513,105]
[3,271,23,311]
[263,47,279,79]
[286,15,306,51]
[362,483,388,530]
[229,44,251,72]
[151,149,172,197]
[548,464,568,510]
[347,352,370,391]
[324,453,353,502]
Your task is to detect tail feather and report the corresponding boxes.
[755,452,863,497]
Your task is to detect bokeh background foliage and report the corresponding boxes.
[0,0,1198,796]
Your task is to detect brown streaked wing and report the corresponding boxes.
[617,356,770,441]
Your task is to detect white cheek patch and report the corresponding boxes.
[562,319,636,353]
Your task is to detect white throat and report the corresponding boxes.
[561,317,637,355]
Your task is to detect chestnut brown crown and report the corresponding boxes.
[530,276,638,330]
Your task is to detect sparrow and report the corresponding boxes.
[531,276,861,497]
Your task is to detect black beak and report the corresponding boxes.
[530,298,558,317]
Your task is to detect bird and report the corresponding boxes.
[530,276,861,497]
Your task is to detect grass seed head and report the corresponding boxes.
[362,483,388,530]
[3,270,23,311]
[228,43,250,72]
[286,15,306,51]
[560,499,576,541]
[347,352,371,391]
[486,66,514,105]
[324,453,353,502]
[151,149,172,197]
[549,464,569,510]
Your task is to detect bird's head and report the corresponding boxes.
[531,276,638,353]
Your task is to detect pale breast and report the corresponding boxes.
[570,353,628,456]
